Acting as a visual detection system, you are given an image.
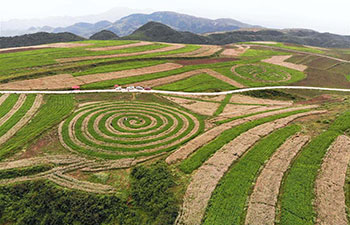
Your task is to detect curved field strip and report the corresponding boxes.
[88,41,152,51]
[232,64,292,83]
[245,134,310,225]
[166,105,317,165]
[0,94,9,105]
[0,94,20,120]
[0,95,75,159]
[0,94,26,127]
[0,95,43,146]
[60,101,202,159]
[315,135,350,225]
[177,111,325,225]
[202,126,302,225]
[56,43,186,63]
[279,111,350,224]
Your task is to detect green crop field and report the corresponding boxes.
[156,73,236,92]
[0,38,350,225]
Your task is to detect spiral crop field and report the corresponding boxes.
[59,101,203,159]
[232,63,292,83]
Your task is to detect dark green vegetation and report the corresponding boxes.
[89,30,119,40]
[0,164,54,179]
[180,108,310,174]
[0,163,178,225]
[156,73,236,92]
[203,125,300,225]
[0,32,84,48]
[0,95,75,160]
[278,111,350,225]
[243,89,303,101]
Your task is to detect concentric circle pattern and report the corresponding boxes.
[59,101,201,159]
[232,64,291,83]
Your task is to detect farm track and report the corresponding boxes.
[244,134,310,225]
[0,94,43,145]
[56,43,186,63]
[166,105,317,164]
[176,110,326,225]
[315,135,350,225]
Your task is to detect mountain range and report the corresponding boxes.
[10,11,260,38]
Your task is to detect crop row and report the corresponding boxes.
[179,108,310,174]
[0,95,75,160]
[202,125,301,224]
[278,111,350,224]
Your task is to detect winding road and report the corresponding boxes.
[0,86,349,96]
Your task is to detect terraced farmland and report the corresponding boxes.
[0,39,350,225]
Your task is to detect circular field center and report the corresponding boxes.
[232,64,291,83]
[59,101,202,159]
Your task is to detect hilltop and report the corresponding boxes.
[0,32,85,48]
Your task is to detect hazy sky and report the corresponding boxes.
[1,0,350,34]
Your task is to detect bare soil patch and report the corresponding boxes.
[230,94,293,106]
[177,111,325,225]
[262,55,307,72]
[221,45,250,57]
[245,135,310,225]
[315,135,350,225]
[0,47,49,54]
[175,58,236,66]
[44,43,92,48]
[163,96,220,116]
[88,41,152,51]
[219,104,285,118]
